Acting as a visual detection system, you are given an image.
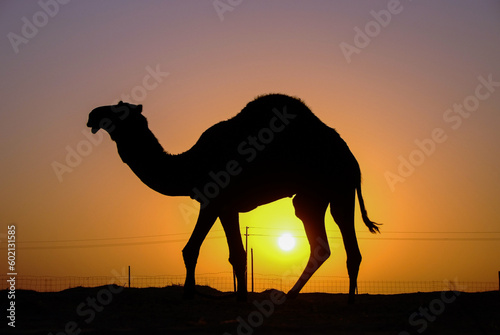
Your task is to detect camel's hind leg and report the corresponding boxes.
[220,211,247,301]
[287,194,330,299]
[330,188,361,304]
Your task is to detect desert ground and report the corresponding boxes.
[2,285,499,334]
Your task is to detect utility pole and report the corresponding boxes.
[128,265,131,288]
[251,248,254,293]
[245,226,249,288]
[245,226,249,253]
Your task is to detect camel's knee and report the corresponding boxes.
[304,239,330,274]
[182,245,199,268]
[312,236,331,265]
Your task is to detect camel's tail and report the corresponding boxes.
[356,164,381,234]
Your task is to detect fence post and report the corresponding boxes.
[128,266,131,288]
[498,271,499,292]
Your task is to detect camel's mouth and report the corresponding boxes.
[87,120,99,134]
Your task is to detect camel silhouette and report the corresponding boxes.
[87,94,380,303]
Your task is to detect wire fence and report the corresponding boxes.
[1,273,497,294]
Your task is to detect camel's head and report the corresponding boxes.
[87,101,144,137]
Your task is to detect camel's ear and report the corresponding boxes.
[137,104,143,113]
[118,101,124,105]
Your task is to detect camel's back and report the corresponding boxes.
[185,94,354,182]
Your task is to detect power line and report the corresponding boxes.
[4,227,500,251]
[248,233,500,241]
[10,225,500,245]
[17,232,194,244]
[12,235,227,250]
[252,227,500,234]
[358,231,500,234]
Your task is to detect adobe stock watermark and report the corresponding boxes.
[7,0,71,55]
[213,0,244,21]
[191,106,296,209]
[398,278,466,334]
[178,200,200,225]
[47,267,129,335]
[385,74,499,192]
[51,64,169,183]
[339,0,407,64]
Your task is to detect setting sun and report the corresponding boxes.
[278,233,296,251]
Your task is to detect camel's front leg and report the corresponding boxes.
[182,208,217,299]
[220,211,247,301]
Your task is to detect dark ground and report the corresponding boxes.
[2,286,499,334]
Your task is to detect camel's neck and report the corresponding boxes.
[114,127,192,197]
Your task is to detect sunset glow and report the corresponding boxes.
[1,1,500,290]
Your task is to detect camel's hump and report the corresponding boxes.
[188,94,337,156]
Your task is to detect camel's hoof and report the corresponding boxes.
[236,291,248,302]
[183,288,195,300]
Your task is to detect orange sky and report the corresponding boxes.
[1,1,500,288]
